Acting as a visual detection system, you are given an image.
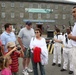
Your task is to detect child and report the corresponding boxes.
[7,42,24,75]
[0,56,12,75]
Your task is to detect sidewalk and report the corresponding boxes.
[18,54,74,75]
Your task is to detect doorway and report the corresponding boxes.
[36,23,43,31]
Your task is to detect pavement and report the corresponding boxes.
[18,54,74,75]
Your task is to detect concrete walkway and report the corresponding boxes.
[18,54,74,75]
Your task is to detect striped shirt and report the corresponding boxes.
[10,51,20,72]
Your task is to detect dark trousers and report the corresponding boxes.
[31,53,45,75]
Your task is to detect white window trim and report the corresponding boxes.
[20,13,24,18]
[11,13,15,18]
[38,14,41,19]
[29,13,33,19]
[20,3,24,7]
[1,12,5,18]
[11,2,15,7]
[55,14,58,19]
[46,14,50,19]
[63,14,66,19]
[1,2,5,7]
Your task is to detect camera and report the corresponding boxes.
[17,47,21,51]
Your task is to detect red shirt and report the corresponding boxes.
[10,51,20,72]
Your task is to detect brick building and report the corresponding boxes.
[0,0,76,33]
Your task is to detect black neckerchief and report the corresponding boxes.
[65,34,68,44]
[56,34,60,39]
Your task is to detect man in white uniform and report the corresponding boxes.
[52,28,63,67]
[61,28,73,74]
[68,6,76,75]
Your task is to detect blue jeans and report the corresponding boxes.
[31,53,45,75]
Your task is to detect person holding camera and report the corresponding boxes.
[6,42,24,75]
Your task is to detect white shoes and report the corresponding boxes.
[27,68,33,73]
[22,70,29,75]
[22,68,33,75]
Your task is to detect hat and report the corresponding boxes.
[7,42,16,48]
[26,21,32,26]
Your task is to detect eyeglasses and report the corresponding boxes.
[35,32,39,34]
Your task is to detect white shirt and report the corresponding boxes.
[54,34,63,46]
[63,34,72,48]
[71,22,76,46]
[30,37,48,65]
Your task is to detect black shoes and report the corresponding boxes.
[61,69,73,74]
[69,71,73,74]
[58,64,61,67]
[52,63,61,67]
[61,69,67,71]
[52,63,56,66]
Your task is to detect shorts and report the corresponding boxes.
[24,48,31,58]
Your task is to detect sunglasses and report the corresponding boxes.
[35,32,39,34]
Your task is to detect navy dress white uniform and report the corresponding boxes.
[52,34,63,66]
[71,22,76,75]
[61,33,73,73]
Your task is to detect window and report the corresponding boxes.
[20,3,24,7]
[1,12,5,18]
[70,15,73,20]
[38,4,41,8]
[20,13,24,18]
[11,2,15,7]
[47,5,50,9]
[55,5,58,9]
[63,14,66,19]
[38,14,41,19]
[11,13,15,18]
[46,14,50,18]
[55,14,58,19]
[29,4,33,8]
[63,6,66,10]
[1,3,5,7]
[29,13,33,19]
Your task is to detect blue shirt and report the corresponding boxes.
[1,31,16,52]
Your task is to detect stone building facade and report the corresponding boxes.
[0,0,75,33]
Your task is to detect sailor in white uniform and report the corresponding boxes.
[61,28,73,74]
[52,28,63,67]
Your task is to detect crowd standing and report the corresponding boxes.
[0,6,76,75]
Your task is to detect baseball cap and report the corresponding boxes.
[7,42,16,48]
[26,21,32,26]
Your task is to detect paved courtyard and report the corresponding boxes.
[18,54,74,75]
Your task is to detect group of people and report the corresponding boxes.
[0,20,48,75]
[52,27,73,74]
[0,6,76,75]
[52,6,76,75]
